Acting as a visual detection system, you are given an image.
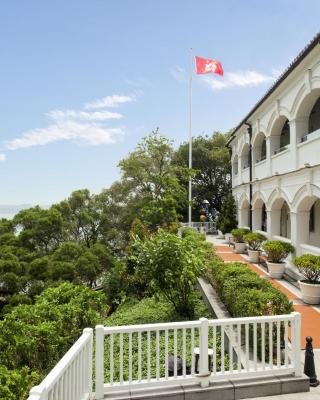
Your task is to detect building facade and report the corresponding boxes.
[228,33,320,279]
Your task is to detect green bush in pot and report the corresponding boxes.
[230,228,250,253]
[244,232,267,263]
[262,240,295,279]
[294,254,320,304]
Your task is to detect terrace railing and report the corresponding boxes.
[27,313,301,400]
[181,222,217,234]
[95,313,301,399]
[27,328,93,400]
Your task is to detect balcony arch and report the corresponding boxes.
[252,197,267,232]
[240,143,250,170]
[239,196,250,228]
[232,154,239,176]
[270,116,290,155]
[294,88,320,143]
[253,132,267,164]
[269,194,292,239]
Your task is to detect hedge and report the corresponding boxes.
[207,260,293,317]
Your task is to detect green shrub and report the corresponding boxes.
[294,254,320,283]
[128,230,212,318]
[216,193,238,234]
[231,228,250,243]
[244,232,266,251]
[208,260,293,317]
[262,241,295,263]
[0,366,39,400]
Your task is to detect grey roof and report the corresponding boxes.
[226,32,320,146]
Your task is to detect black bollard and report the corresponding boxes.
[304,336,319,387]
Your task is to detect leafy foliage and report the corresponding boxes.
[128,229,212,318]
[0,366,39,400]
[173,132,231,221]
[294,254,320,283]
[262,241,295,263]
[208,260,293,317]
[230,228,250,243]
[244,232,267,251]
[216,192,238,234]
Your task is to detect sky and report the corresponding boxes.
[1,0,320,206]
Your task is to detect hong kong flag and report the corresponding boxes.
[195,56,224,76]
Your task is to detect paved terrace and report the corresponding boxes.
[207,235,320,400]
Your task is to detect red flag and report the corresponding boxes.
[195,56,224,76]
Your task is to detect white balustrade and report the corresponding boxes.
[95,313,301,398]
[28,313,301,400]
[181,222,217,234]
[27,328,93,400]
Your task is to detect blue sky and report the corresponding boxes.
[1,0,320,205]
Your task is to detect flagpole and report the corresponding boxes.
[188,48,193,227]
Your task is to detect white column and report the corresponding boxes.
[292,312,302,376]
[265,136,272,177]
[270,209,281,237]
[198,318,210,387]
[253,207,262,231]
[291,211,310,256]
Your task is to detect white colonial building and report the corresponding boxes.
[228,33,320,279]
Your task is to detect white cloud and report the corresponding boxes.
[202,70,275,91]
[6,93,138,151]
[85,94,136,109]
[47,109,123,121]
[169,66,187,83]
[0,153,6,161]
[6,121,124,150]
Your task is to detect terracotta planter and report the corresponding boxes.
[234,242,246,254]
[248,249,260,263]
[267,261,286,279]
[299,280,320,305]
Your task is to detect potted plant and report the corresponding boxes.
[244,232,267,263]
[262,240,295,279]
[231,228,250,254]
[294,254,320,304]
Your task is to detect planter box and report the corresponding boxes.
[267,262,286,279]
[299,280,320,304]
[234,242,247,254]
[248,249,260,263]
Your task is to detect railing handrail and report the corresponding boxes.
[103,320,201,334]
[102,313,294,335]
[28,328,93,398]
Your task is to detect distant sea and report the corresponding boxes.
[0,205,34,220]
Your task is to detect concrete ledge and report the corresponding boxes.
[103,374,310,399]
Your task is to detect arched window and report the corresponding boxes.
[308,97,320,134]
[280,120,290,149]
[253,133,267,164]
[280,202,291,238]
[233,155,238,175]
[261,203,267,232]
[241,144,250,170]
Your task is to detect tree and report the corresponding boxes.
[173,131,231,221]
[117,130,190,230]
[216,192,238,234]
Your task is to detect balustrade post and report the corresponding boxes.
[292,312,302,377]
[28,386,47,400]
[83,328,93,398]
[198,318,210,388]
[95,325,105,400]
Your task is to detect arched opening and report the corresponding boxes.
[280,202,291,238]
[253,198,267,232]
[241,144,250,170]
[270,116,290,155]
[239,198,250,228]
[296,196,320,248]
[253,133,267,164]
[295,89,320,143]
[232,155,238,176]
[270,197,291,239]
